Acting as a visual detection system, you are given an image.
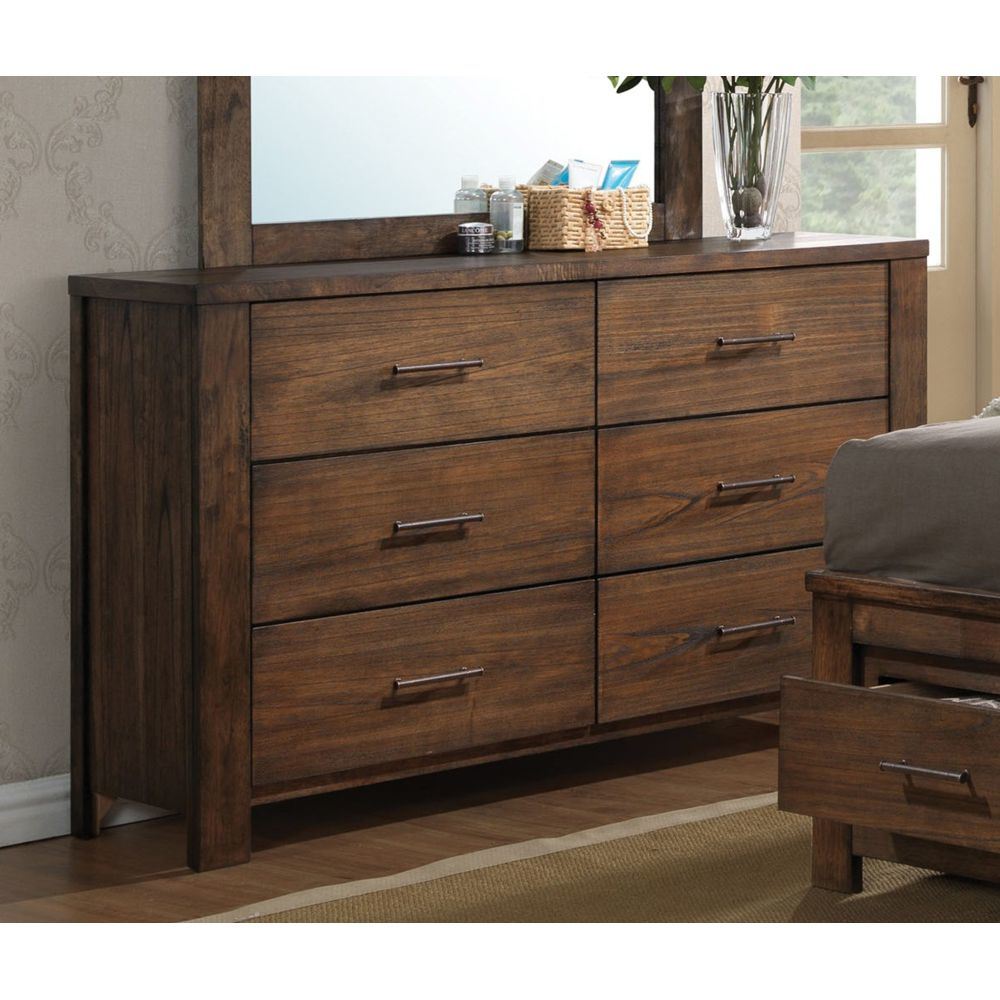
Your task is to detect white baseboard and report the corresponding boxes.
[0,774,173,849]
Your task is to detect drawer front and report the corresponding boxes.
[598,263,888,425]
[253,432,594,622]
[252,582,596,786]
[251,284,595,460]
[598,548,815,723]
[779,677,1000,853]
[599,400,888,574]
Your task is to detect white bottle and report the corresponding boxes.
[489,176,525,253]
[454,175,487,214]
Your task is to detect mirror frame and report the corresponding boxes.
[197,76,702,269]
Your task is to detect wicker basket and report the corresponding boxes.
[521,185,652,252]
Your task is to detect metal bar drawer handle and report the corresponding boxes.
[717,615,796,637]
[716,333,795,347]
[394,667,485,690]
[393,512,485,533]
[393,358,484,375]
[879,759,970,784]
[718,473,795,492]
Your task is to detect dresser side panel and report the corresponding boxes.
[85,298,193,812]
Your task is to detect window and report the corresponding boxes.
[800,77,945,266]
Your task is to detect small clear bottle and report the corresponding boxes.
[489,176,524,253]
[454,175,487,214]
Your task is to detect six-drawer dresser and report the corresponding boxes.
[69,233,928,869]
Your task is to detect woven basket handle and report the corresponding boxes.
[620,188,653,240]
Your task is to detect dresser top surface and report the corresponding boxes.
[69,232,928,306]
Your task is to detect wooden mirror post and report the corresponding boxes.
[197,76,702,270]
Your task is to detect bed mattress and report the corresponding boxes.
[824,417,1000,592]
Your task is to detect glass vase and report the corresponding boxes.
[711,91,792,240]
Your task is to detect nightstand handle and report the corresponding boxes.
[393,512,484,533]
[879,760,970,784]
[717,615,796,637]
[394,667,485,690]
[716,333,795,347]
[718,473,795,492]
[393,358,484,375]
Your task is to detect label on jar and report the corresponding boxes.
[511,202,524,240]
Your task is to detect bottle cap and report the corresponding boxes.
[461,174,479,189]
[498,175,516,190]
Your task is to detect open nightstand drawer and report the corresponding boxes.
[779,677,1000,854]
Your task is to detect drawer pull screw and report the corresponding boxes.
[394,667,486,690]
[716,332,795,347]
[394,512,485,533]
[716,615,796,637]
[718,473,795,492]
[879,760,970,784]
[393,358,485,375]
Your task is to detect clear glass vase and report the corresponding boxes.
[711,91,792,240]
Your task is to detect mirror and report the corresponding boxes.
[251,77,655,224]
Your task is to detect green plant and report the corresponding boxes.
[610,77,816,233]
[607,76,815,95]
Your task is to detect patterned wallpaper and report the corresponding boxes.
[0,77,196,786]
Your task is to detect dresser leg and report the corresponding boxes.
[70,781,100,839]
[187,801,252,872]
[812,818,862,893]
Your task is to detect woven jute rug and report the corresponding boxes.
[199,793,1000,922]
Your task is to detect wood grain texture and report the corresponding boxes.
[251,283,594,460]
[853,603,1000,665]
[252,582,595,785]
[806,569,1000,620]
[254,208,666,264]
[889,256,928,429]
[252,432,595,622]
[861,646,1000,696]
[797,592,862,892]
[780,678,1000,854]
[188,304,252,871]
[599,547,817,723]
[598,400,887,574]
[655,78,702,240]
[198,77,251,269]
[70,295,96,837]
[598,263,889,425]
[85,299,193,814]
[252,692,777,804]
[68,234,929,306]
[854,826,1000,885]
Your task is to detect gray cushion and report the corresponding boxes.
[824,418,1000,592]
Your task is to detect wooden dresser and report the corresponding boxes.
[69,233,928,869]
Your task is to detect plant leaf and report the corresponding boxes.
[660,76,675,93]
[685,76,707,92]
[608,76,620,87]
[615,76,642,94]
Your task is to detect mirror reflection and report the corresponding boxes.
[251,77,654,224]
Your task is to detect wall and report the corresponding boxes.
[0,77,197,793]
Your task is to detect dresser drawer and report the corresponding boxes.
[598,263,888,425]
[253,432,594,622]
[599,400,887,574]
[252,582,595,786]
[780,678,1000,853]
[598,548,815,723]
[251,284,595,460]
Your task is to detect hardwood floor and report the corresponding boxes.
[0,717,777,922]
